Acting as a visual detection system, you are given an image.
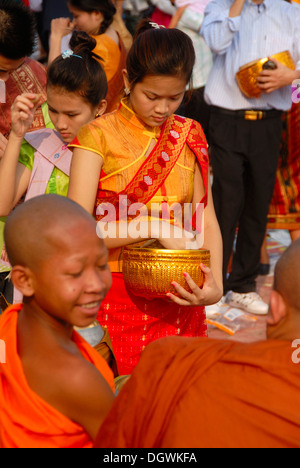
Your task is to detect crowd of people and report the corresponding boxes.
[0,0,299,449]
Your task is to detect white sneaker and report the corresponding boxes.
[205,297,227,318]
[225,291,269,316]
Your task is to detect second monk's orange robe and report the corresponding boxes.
[95,336,300,448]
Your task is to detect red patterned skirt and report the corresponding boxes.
[98,273,207,375]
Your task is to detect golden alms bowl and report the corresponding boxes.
[122,243,210,300]
[236,50,295,99]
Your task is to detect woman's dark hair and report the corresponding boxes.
[0,0,36,59]
[126,20,195,90]
[47,31,108,106]
[68,0,116,34]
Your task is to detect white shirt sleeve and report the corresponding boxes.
[29,0,43,12]
[200,0,241,55]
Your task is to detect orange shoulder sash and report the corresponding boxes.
[105,34,127,113]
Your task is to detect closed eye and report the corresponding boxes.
[67,270,83,278]
[145,94,157,101]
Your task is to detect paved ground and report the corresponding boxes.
[207,230,291,343]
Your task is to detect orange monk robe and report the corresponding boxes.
[95,336,300,449]
[0,58,47,137]
[0,305,115,448]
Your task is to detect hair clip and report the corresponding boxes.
[61,49,83,60]
[149,22,166,30]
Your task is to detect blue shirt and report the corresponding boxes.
[200,0,300,110]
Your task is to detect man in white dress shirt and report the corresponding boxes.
[201,0,300,315]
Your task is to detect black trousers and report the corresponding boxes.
[209,107,283,294]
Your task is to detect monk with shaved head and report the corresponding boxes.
[95,240,300,449]
[0,194,115,448]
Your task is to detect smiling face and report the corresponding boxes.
[31,217,112,329]
[7,195,112,332]
[125,74,187,127]
[47,86,99,143]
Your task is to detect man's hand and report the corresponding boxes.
[257,58,297,94]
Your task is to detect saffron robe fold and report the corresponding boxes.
[0,304,115,448]
[95,336,300,448]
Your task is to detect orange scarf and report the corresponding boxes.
[0,304,115,448]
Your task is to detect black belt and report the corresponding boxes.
[210,106,283,121]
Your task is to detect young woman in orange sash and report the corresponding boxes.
[68,21,223,375]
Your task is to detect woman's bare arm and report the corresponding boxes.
[195,164,223,294]
[168,163,223,306]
